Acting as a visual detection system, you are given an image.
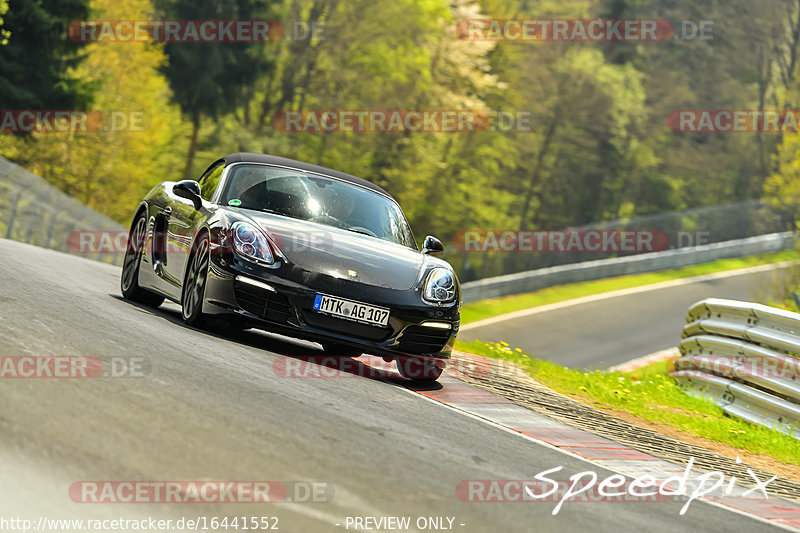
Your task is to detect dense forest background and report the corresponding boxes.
[3,0,800,280]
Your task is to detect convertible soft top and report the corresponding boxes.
[222,153,392,198]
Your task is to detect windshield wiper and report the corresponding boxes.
[346,227,373,237]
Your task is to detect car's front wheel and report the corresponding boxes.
[395,357,444,381]
[182,233,210,327]
[121,213,164,307]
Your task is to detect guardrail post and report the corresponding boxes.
[43,197,72,249]
[5,189,21,239]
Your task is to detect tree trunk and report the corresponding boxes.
[757,45,769,189]
[518,108,560,231]
[184,114,200,179]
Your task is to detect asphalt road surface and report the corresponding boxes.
[0,239,784,532]
[460,267,791,370]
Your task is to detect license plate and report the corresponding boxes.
[312,294,390,327]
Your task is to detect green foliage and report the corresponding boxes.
[4,0,800,279]
[154,0,278,176]
[154,0,276,122]
[0,0,97,111]
[460,340,800,466]
[0,0,187,221]
[0,0,10,45]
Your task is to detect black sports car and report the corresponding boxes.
[121,153,460,381]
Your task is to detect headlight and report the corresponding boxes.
[423,268,456,303]
[231,221,274,264]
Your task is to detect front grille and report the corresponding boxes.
[234,281,294,325]
[397,325,451,354]
[301,311,391,341]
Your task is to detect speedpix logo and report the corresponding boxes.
[458,458,776,516]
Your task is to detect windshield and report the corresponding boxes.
[220,164,416,249]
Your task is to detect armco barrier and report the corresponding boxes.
[460,232,796,302]
[0,156,125,265]
[672,298,800,440]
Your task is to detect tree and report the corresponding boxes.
[0,0,11,45]
[154,0,278,178]
[0,0,188,222]
[0,0,96,111]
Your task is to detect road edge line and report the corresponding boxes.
[461,261,798,332]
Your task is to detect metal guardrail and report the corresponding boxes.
[0,156,124,265]
[451,200,792,282]
[461,232,796,302]
[672,298,800,441]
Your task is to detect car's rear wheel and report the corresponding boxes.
[121,213,164,307]
[182,233,210,327]
[395,357,444,381]
[321,342,362,357]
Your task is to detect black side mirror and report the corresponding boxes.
[173,180,203,209]
[422,235,444,255]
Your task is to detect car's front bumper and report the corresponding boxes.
[202,253,459,361]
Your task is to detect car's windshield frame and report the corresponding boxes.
[215,162,418,250]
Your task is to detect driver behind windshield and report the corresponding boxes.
[326,189,355,224]
[221,165,416,248]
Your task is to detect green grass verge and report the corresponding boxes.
[461,250,800,324]
[458,340,800,466]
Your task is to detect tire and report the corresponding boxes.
[182,233,210,328]
[395,357,444,382]
[321,342,362,358]
[121,213,165,307]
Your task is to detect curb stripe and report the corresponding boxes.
[383,353,800,531]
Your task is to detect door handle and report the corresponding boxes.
[163,206,172,217]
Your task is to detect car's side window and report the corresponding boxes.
[198,161,225,201]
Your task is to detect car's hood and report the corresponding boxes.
[241,211,425,290]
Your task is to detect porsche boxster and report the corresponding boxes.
[120,153,460,381]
